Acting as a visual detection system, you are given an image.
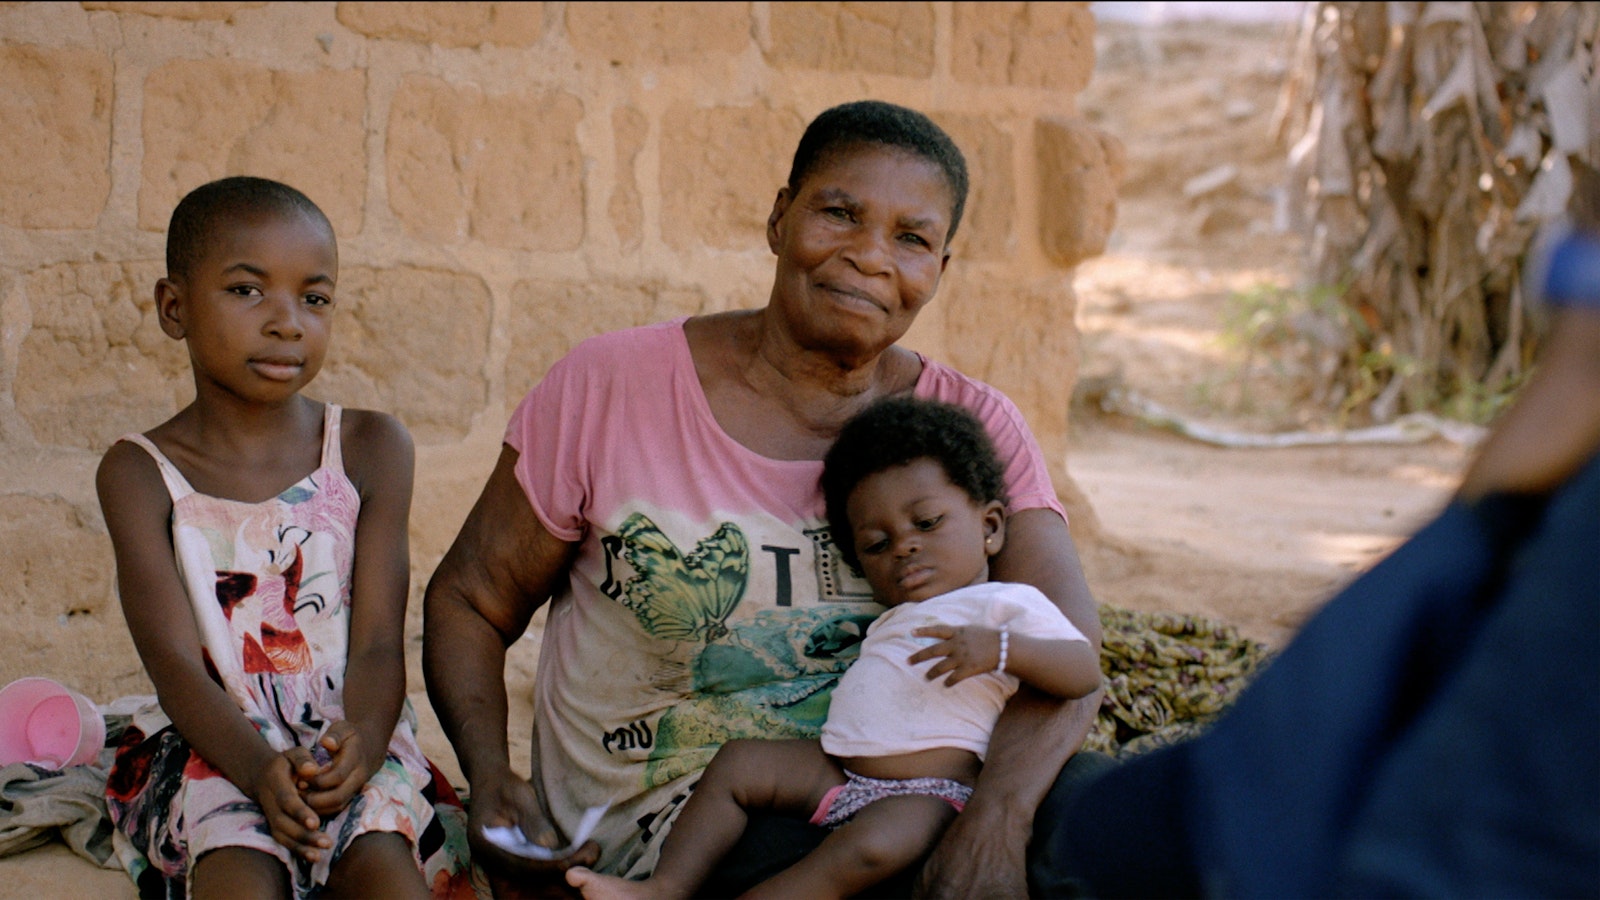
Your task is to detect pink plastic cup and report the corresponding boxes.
[0,677,106,768]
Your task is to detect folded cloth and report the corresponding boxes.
[0,748,119,868]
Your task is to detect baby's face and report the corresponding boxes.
[846,458,1002,607]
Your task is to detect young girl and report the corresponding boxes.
[566,397,1102,899]
[96,177,471,898]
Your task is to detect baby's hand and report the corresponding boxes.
[299,721,373,817]
[256,753,333,861]
[909,624,1001,686]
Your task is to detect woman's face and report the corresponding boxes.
[766,145,954,364]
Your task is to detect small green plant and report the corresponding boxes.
[1217,280,1525,427]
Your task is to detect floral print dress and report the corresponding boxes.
[106,404,477,898]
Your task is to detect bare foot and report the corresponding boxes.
[565,866,675,900]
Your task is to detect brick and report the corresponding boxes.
[0,43,112,229]
[15,261,186,450]
[660,103,804,251]
[930,113,1015,260]
[315,265,492,444]
[939,269,1079,485]
[611,106,649,253]
[335,2,543,48]
[80,1,265,20]
[767,2,933,76]
[0,493,142,700]
[139,60,367,238]
[566,2,750,66]
[1036,116,1125,267]
[952,2,1095,91]
[503,279,707,410]
[386,76,584,251]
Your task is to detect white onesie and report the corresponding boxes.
[821,581,1088,761]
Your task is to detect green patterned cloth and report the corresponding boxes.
[1085,605,1273,758]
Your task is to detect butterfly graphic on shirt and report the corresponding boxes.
[613,512,749,645]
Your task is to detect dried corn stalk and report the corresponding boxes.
[1276,1,1599,421]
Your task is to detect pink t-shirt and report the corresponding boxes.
[504,317,1065,876]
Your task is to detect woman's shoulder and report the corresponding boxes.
[915,356,1012,405]
[914,358,1032,435]
[564,318,690,365]
[527,319,692,397]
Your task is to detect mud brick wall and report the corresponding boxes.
[0,1,1122,698]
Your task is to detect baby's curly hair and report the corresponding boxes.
[822,396,1007,570]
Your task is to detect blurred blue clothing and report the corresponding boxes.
[1045,452,1600,898]
[1543,228,1600,311]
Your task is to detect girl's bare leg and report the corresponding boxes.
[568,739,843,900]
[191,846,290,900]
[745,794,958,900]
[323,831,429,899]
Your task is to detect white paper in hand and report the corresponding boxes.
[481,804,609,861]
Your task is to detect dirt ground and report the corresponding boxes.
[0,17,1478,896]
[1067,18,1471,652]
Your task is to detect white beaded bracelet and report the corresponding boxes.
[996,625,1010,673]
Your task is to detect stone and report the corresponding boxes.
[386,76,584,251]
[611,107,649,253]
[930,113,1015,260]
[503,279,708,411]
[81,1,265,20]
[15,261,188,451]
[139,60,367,237]
[1036,116,1125,268]
[336,2,543,48]
[952,2,1095,92]
[660,103,804,251]
[0,494,146,702]
[315,265,493,444]
[0,43,113,229]
[566,2,749,66]
[939,269,1080,490]
[767,2,934,76]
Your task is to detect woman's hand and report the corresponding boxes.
[294,721,374,817]
[909,624,1000,685]
[254,752,334,861]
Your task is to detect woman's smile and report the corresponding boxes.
[817,280,888,315]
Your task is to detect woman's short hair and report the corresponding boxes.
[787,100,970,243]
[166,176,333,280]
[822,396,1006,569]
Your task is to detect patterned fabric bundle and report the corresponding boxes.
[1086,605,1273,758]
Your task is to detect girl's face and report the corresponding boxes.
[159,211,338,407]
[846,457,1003,607]
[765,145,953,365]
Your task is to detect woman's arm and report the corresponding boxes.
[916,507,1104,899]
[422,445,598,880]
[96,443,330,859]
[305,410,414,810]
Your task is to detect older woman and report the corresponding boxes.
[423,100,1104,898]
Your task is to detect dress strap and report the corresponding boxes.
[117,433,195,501]
[321,403,344,475]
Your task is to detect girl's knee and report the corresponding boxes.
[325,831,427,898]
[191,846,289,900]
